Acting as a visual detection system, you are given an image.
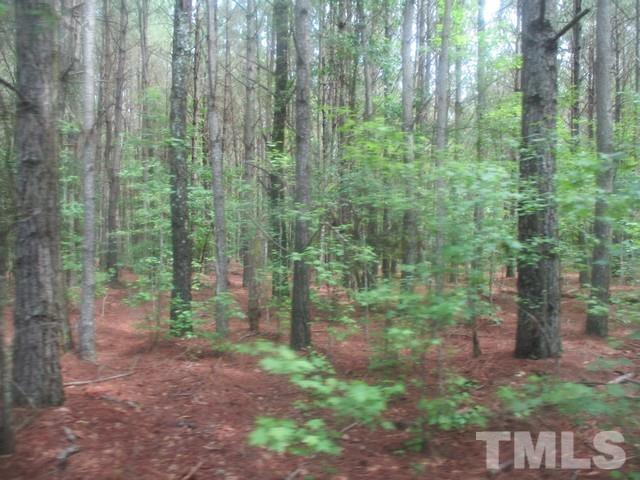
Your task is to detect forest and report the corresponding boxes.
[0,0,640,478]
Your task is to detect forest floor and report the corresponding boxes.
[1,269,639,480]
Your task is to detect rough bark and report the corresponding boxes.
[13,0,65,406]
[168,0,193,336]
[105,0,127,284]
[207,0,229,335]
[433,0,452,292]
[291,0,312,350]
[515,0,562,359]
[569,0,590,288]
[470,0,487,358]
[79,0,98,361]
[586,0,614,337]
[0,182,13,453]
[400,0,418,283]
[243,0,261,332]
[269,0,290,302]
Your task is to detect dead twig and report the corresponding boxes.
[339,422,360,434]
[608,372,635,384]
[180,460,204,480]
[284,466,306,480]
[64,371,134,387]
[56,445,80,469]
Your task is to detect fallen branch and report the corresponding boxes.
[180,460,204,480]
[56,444,80,468]
[64,371,134,387]
[608,372,635,384]
[488,458,513,477]
[339,422,360,434]
[285,466,306,480]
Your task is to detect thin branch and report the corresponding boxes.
[0,77,25,102]
[64,371,134,387]
[553,9,591,42]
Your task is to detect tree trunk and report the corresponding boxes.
[470,0,487,358]
[433,0,452,292]
[290,0,312,350]
[0,194,13,453]
[207,0,230,335]
[106,0,127,285]
[269,0,290,302]
[13,0,65,406]
[570,2,590,289]
[243,0,261,332]
[400,0,418,283]
[515,0,562,359]
[168,0,193,336]
[586,0,614,337]
[79,0,98,361]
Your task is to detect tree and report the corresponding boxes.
[13,0,65,406]
[400,0,418,282]
[168,0,193,336]
[269,0,290,301]
[290,0,312,350]
[586,0,614,337]
[515,1,590,358]
[79,0,98,361]
[243,0,261,332]
[570,0,590,288]
[469,0,487,357]
[0,146,14,453]
[433,0,452,292]
[105,0,128,284]
[207,0,230,335]
[515,0,561,359]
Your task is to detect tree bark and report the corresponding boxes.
[168,0,193,336]
[206,0,230,336]
[269,0,290,301]
[79,0,98,361]
[13,0,65,406]
[0,182,14,453]
[400,0,418,284]
[290,0,312,350]
[433,0,452,292]
[515,0,562,359]
[105,0,127,285]
[569,0,590,289]
[469,0,487,358]
[586,0,614,337]
[242,0,261,332]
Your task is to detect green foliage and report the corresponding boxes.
[242,341,403,456]
[249,417,341,456]
[610,471,640,480]
[498,375,639,427]
[408,375,487,452]
[416,376,487,432]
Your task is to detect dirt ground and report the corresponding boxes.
[1,270,638,480]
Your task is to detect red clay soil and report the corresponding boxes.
[1,270,638,480]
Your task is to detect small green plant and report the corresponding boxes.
[498,375,639,426]
[408,375,487,452]
[249,417,340,456]
[241,341,404,456]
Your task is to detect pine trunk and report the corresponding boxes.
[515,0,562,359]
[13,0,65,406]
[79,0,98,361]
[290,0,312,350]
[168,0,193,336]
[207,0,230,335]
[586,0,614,337]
